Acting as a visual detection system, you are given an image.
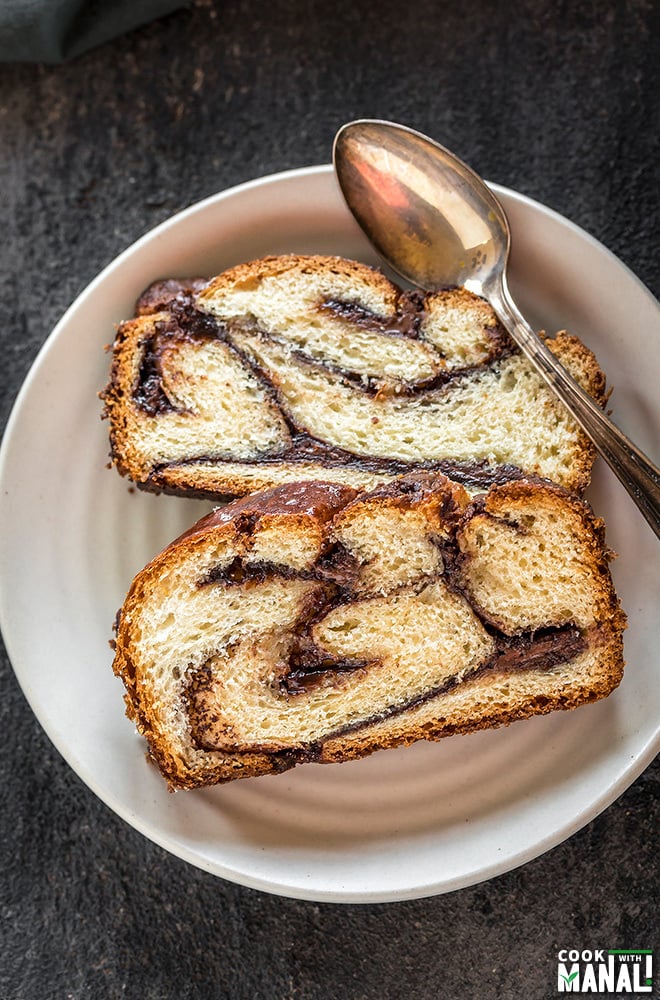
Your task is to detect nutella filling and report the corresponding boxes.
[319,290,426,339]
[161,440,527,493]
[135,277,209,315]
[134,334,174,415]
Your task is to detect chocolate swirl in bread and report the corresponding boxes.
[101,255,607,499]
[112,474,625,789]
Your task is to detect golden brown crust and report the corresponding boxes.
[197,253,400,308]
[544,330,608,492]
[171,480,359,545]
[102,314,165,481]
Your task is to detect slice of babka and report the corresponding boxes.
[102,255,607,498]
[112,474,625,789]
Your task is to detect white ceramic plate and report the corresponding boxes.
[1,166,658,903]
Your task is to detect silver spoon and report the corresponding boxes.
[333,118,660,538]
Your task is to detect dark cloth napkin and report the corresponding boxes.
[0,0,186,63]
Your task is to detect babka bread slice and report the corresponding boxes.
[112,474,625,789]
[102,255,607,499]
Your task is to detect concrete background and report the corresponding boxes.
[1,1,658,997]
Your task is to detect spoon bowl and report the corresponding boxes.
[333,119,509,296]
[333,119,660,537]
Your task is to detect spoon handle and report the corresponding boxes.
[491,285,660,539]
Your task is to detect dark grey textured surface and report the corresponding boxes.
[0,1,658,997]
